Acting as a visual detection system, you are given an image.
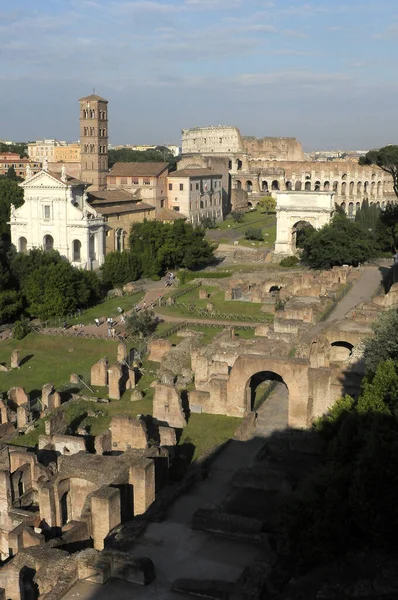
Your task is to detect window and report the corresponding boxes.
[143,178,150,185]
[43,205,51,220]
[168,183,172,191]
[72,240,81,261]
[173,206,180,212]
[196,183,199,190]
[179,183,184,191]
[108,177,116,184]
[121,177,128,184]
[190,184,192,191]
[174,197,178,202]
[161,199,165,208]
[43,235,54,252]
[132,178,139,185]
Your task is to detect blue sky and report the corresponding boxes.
[1,0,398,149]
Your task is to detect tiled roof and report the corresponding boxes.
[95,202,155,216]
[47,171,86,186]
[79,94,108,102]
[168,168,221,178]
[156,207,187,221]
[88,189,136,204]
[109,162,169,177]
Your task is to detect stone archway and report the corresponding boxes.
[226,355,310,427]
[274,191,334,255]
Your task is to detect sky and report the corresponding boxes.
[1,0,398,150]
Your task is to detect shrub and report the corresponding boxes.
[231,211,244,223]
[280,256,299,267]
[244,227,263,241]
[13,318,30,340]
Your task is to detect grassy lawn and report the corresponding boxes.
[0,334,120,398]
[69,292,144,326]
[157,286,269,320]
[215,210,275,232]
[238,222,277,249]
[179,413,241,461]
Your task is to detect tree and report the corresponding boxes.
[108,147,179,169]
[101,251,142,287]
[0,178,24,237]
[375,203,398,253]
[257,195,276,213]
[231,211,244,223]
[363,308,398,376]
[22,261,94,320]
[302,213,375,269]
[129,219,215,276]
[359,145,398,199]
[126,309,157,337]
[354,199,380,231]
[0,290,23,324]
[6,166,17,180]
[244,227,263,241]
[11,248,63,289]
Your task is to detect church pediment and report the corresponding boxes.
[20,170,67,190]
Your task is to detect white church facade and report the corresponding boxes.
[10,167,105,270]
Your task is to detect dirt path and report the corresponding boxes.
[326,264,387,322]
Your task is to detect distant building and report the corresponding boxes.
[0,153,40,178]
[167,168,223,224]
[10,168,105,270]
[53,143,81,163]
[107,162,169,212]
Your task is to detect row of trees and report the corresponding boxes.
[281,307,398,572]
[108,147,179,169]
[102,220,216,286]
[299,202,398,269]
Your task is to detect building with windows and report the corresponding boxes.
[167,168,223,224]
[10,168,105,270]
[80,94,108,191]
[0,153,40,178]
[53,143,81,163]
[87,189,155,253]
[107,162,169,212]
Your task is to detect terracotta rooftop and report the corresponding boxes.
[79,94,108,102]
[88,189,137,204]
[156,207,187,221]
[95,202,155,216]
[109,162,169,177]
[168,168,221,178]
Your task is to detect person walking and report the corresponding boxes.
[95,318,100,327]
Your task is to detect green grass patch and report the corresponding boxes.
[179,413,241,461]
[215,210,275,232]
[158,286,268,319]
[69,292,144,326]
[0,334,120,397]
[239,223,276,249]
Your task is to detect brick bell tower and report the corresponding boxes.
[79,93,108,191]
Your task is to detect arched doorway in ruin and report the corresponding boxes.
[291,220,315,252]
[245,370,288,417]
[226,355,310,428]
[330,341,354,362]
[19,566,39,600]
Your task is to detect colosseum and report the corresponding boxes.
[180,126,396,215]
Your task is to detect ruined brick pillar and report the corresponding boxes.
[10,350,19,369]
[91,358,108,387]
[117,342,128,363]
[16,405,28,429]
[91,487,121,550]
[129,458,155,516]
[0,471,12,529]
[41,384,54,410]
[108,364,123,400]
[39,483,57,528]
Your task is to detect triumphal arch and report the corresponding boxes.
[274,191,335,255]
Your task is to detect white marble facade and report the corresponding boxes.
[274,191,335,255]
[10,169,105,270]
